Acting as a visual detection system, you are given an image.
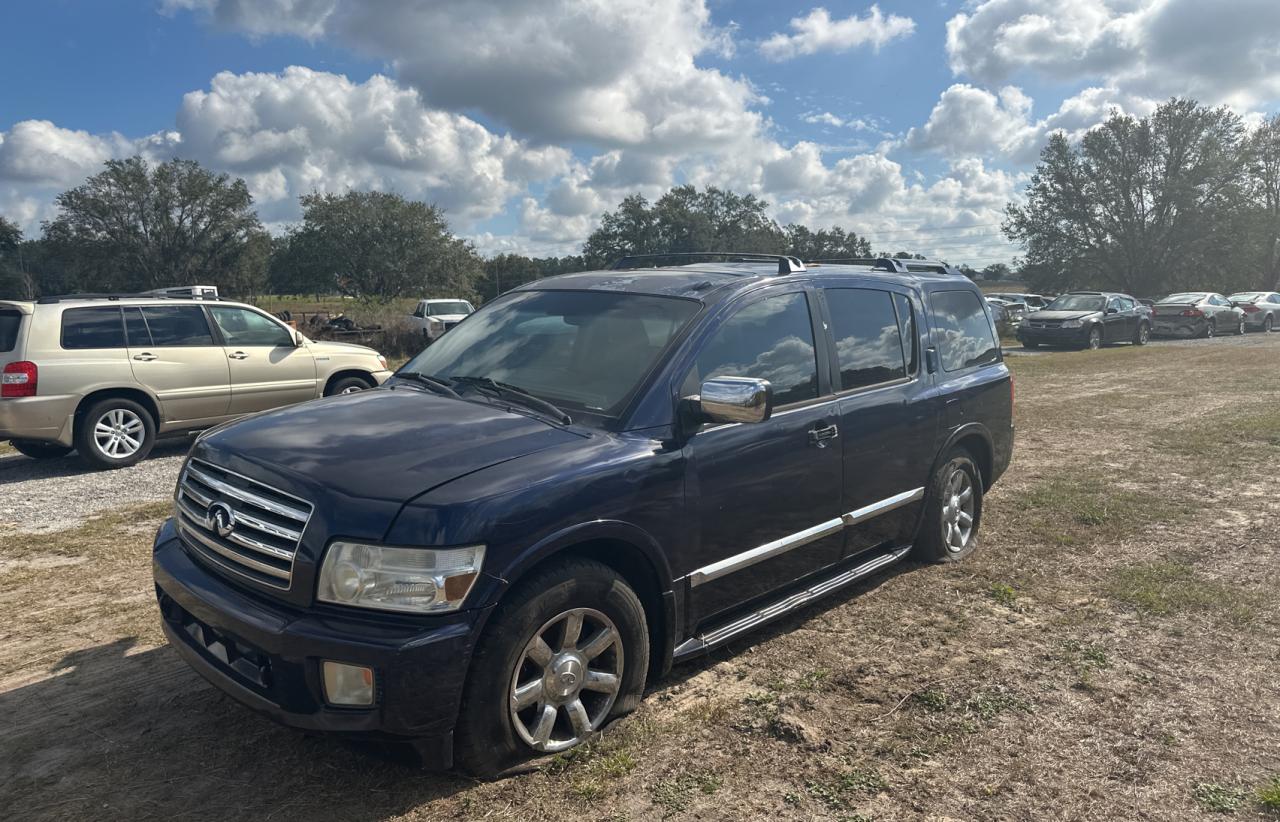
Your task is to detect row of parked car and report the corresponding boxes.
[988,289,1280,350]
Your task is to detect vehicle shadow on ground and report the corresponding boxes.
[0,439,191,486]
[1,637,470,821]
[1,561,916,820]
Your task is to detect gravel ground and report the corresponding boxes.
[0,439,190,533]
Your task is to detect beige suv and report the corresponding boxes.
[0,295,392,468]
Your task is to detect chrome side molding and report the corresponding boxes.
[675,546,911,658]
[687,487,924,588]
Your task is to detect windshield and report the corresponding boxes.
[401,290,700,417]
[427,301,473,315]
[1228,292,1263,302]
[1046,294,1105,311]
[1158,293,1206,304]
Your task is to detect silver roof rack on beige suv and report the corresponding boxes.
[35,285,222,305]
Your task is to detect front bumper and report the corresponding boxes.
[1015,326,1089,346]
[371,369,394,385]
[0,393,78,445]
[152,519,489,767]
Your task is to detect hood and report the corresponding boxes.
[194,386,584,504]
[1026,309,1100,321]
[307,339,381,357]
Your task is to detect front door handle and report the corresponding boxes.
[808,423,839,447]
[228,351,249,360]
[132,352,158,362]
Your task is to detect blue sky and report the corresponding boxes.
[2,0,1278,266]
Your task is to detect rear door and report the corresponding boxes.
[208,306,317,414]
[126,305,230,425]
[822,285,938,555]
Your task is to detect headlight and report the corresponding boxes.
[428,319,444,333]
[377,354,388,370]
[317,541,485,614]
[1060,319,1084,328]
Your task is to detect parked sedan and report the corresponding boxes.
[1150,292,1245,338]
[1016,292,1150,350]
[1227,291,1280,332]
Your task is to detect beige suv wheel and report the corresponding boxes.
[76,398,156,469]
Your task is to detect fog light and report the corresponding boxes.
[322,660,375,706]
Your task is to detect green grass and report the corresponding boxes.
[1010,475,1183,546]
[989,582,1019,609]
[1256,776,1280,810]
[1156,406,1280,465]
[1192,782,1247,813]
[806,768,888,811]
[650,770,723,815]
[1107,562,1264,624]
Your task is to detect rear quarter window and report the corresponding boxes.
[0,309,21,352]
[61,307,125,349]
[930,290,1000,372]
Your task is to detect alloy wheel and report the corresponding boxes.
[1138,325,1149,344]
[940,466,975,553]
[93,408,145,459]
[1088,328,1102,349]
[339,385,364,395]
[509,608,624,753]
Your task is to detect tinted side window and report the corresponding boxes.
[0,310,21,352]
[210,307,293,347]
[825,288,906,391]
[689,292,818,406]
[140,306,215,346]
[61,307,124,349]
[931,290,1000,372]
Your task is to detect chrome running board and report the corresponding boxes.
[673,545,911,659]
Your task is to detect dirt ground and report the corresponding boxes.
[3,338,1280,821]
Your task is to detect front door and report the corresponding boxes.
[821,287,938,555]
[1103,296,1130,341]
[125,305,231,426]
[208,306,318,414]
[682,289,843,627]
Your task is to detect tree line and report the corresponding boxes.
[1006,99,1280,297]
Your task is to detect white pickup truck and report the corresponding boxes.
[408,298,475,342]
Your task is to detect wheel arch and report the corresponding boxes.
[491,521,676,679]
[323,369,377,396]
[74,386,162,432]
[935,424,995,492]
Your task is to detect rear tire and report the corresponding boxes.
[1265,315,1274,333]
[1202,320,1216,339]
[913,449,984,563]
[1235,317,1246,335]
[454,559,649,778]
[10,439,73,460]
[1133,322,1150,346]
[75,398,156,469]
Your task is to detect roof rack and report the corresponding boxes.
[807,258,964,277]
[35,285,222,305]
[609,252,805,276]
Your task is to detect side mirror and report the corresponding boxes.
[294,331,305,346]
[695,377,772,425]
[1106,307,1118,314]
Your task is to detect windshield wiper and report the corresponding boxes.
[393,371,462,399]
[450,376,572,425]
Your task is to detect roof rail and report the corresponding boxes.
[808,257,964,277]
[35,285,222,305]
[609,252,805,276]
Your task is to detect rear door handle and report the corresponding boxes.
[132,353,158,362]
[228,351,249,360]
[808,423,839,447]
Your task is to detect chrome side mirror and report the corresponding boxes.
[697,376,773,424]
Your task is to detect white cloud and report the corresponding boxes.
[169,0,759,149]
[946,0,1280,108]
[760,5,916,61]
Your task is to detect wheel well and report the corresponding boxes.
[519,539,669,679]
[324,369,376,395]
[953,434,994,491]
[75,388,160,432]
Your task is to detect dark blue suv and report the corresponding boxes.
[152,254,1013,775]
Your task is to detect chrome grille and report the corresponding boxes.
[175,458,313,589]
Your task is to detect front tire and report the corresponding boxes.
[454,559,649,777]
[9,439,73,460]
[1086,327,1103,350]
[325,375,372,396]
[913,449,984,563]
[1235,317,1246,335]
[75,398,156,469]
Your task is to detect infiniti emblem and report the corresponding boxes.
[209,502,236,538]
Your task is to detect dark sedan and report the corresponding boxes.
[1016,292,1150,350]
[1150,292,1245,338]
